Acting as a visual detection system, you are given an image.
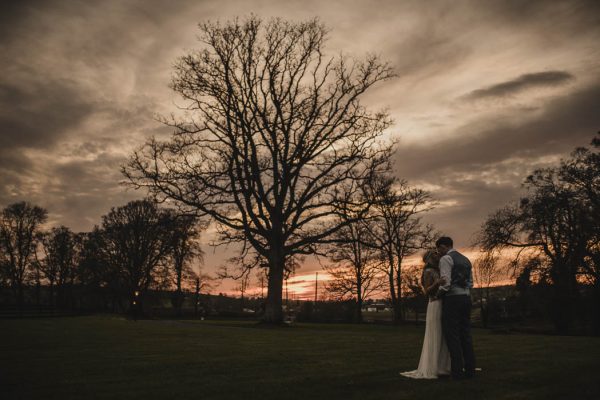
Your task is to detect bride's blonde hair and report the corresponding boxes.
[422,249,440,270]
[421,249,440,287]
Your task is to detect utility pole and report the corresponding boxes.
[194,277,200,317]
[314,272,318,303]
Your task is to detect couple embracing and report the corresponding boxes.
[401,236,476,380]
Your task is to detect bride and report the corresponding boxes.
[400,250,451,379]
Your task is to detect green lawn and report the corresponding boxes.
[1,316,599,399]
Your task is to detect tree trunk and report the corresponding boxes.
[194,278,200,318]
[394,272,404,323]
[49,282,55,308]
[480,303,488,328]
[14,282,24,315]
[482,287,489,328]
[175,266,183,317]
[387,254,401,324]
[356,276,363,323]
[592,282,600,336]
[264,249,284,324]
[551,264,574,335]
[34,271,41,307]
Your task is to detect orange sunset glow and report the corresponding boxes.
[1,0,598,296]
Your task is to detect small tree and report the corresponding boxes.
[325,214,386,322]
[402,264,426,323]
[235,273,251,311]
[0,201,47,310]
[168,214,204,316]
[78,227,123,312]
[473,250,502,328]
[98,199,175,315]
[39,226,81,308]
[364,174,435,323]
[256,267,268,299]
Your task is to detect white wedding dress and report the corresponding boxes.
[401,294,451,379]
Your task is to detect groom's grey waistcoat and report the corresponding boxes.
[441,250,473,297]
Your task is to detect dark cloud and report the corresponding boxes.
[44,154,143,231]
[394,82,600,246]
[484,0,600,27]
[422,180,521,247]
[394,83,600,179]
[0,0,35,41]
[462,71,575,101]
[0,79,94,150]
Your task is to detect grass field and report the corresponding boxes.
[1,316,599,400]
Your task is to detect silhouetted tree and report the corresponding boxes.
[325,211,385,323]
[256,267,268,299]
[0,201,47,311]
[478,133,599,334]
[235,273,251,311]
[364,174,435,322]
[98,199,175,315]
[78,227,123,312]
[39,226,81,308]
[473,250,502,328]
[559,132,600,334]
[402,264,426,323]
[123,16,395,323]
[168,214,204,316]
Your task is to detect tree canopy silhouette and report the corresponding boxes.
[97,199,176,314]
[477,133,600,334]
[123,16,395,323]
[0,201,47,311]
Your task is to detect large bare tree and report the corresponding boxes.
[123,17,395,323]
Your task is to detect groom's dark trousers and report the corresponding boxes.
[442,294,475,379]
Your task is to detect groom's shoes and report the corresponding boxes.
[463,368,477,379]
[449,370,475,381]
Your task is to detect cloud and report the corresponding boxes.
[462,71,575,101]
[1,0,599,293]
[394,82,600,179]
[0,79,95,150]
[394,82,600,246]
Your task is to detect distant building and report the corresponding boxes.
[362,303,391,312]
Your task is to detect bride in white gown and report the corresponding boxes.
[401,250,451,379]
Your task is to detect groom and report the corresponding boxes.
[436,236,476,380]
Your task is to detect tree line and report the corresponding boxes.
[476,132,600,335]
[0,199,207,316]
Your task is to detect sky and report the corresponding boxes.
[1,0,599,297]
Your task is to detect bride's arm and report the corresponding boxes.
[422,270,441,296]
